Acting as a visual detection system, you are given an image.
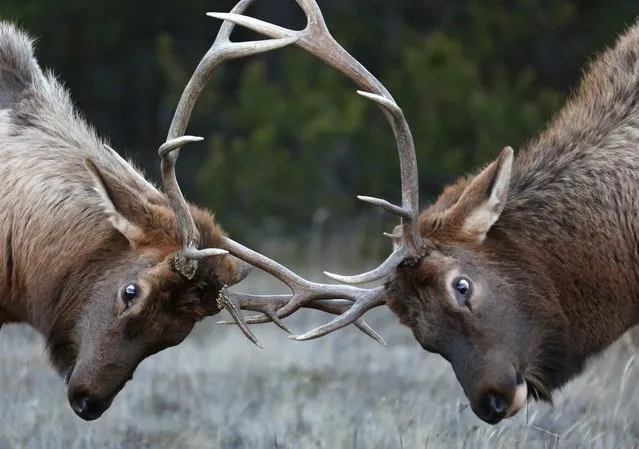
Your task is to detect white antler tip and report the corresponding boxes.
[356,90,402,114]
[158,135,205,157]
[179,135,204,142]
[205,248,230,256]
[355,90,379,99]
[357,195,412,219]
[181,247,229,260]
[322,271,349,283]
[287,334,307,341]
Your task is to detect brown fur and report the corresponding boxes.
[0,22,249,420]
[386,18,639,423]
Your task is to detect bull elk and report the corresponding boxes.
[0,2,384,421]
[206,0,639,426]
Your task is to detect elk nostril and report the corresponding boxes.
[489,393,507,415]
[481,392,508,424]
[70,395,103,421]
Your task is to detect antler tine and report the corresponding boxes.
[323,246,407,285]
[159,0,298,280]
[218,291,295,334]
[289,292,386,341]
[302,300,386,344]
[357,195,411,220]
[355,90,424,255]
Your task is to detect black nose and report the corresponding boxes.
[70,395,105,421]
[479,392,508,424]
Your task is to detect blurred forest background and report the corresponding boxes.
[3,0,639,255]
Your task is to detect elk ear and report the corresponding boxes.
[215,255,252,286]
[452,147,514,242]
[84,159,147,244]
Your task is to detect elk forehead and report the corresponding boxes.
[418,195,475,247]
[407,250,456,283]
[417,213,481,254]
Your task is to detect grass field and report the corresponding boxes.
[2,245,639,449]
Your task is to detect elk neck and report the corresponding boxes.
[494,135,639,362]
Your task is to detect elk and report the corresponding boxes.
[0,6,381,421]
[206,0,639,426]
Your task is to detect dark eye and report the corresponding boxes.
[121,283,138,308]
[453,277,472,307]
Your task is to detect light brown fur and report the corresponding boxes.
[0,22,248,421]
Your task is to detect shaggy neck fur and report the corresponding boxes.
[490,19,639,386]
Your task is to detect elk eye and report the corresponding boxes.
[453,277,472,307]
[121,283,138,308]
[455,278,471,295]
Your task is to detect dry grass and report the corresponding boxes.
[2,242,639,449]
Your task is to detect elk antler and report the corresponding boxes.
[159,0,297,280]
[157,0,388,347]
[208,0,428,341]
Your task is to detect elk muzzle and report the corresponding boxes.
[65,359,135,421]
[471,370,527,423]
[446,346,528,424]
[68,392,112,421]
[465,364,527,424]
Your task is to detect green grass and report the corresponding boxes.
[2,243,639,448]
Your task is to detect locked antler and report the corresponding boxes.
[207,0,428,341]
[157,0,396,346]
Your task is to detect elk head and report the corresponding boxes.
[53,2,297,420]
[201,0,568,425]
[59,156,247,421]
